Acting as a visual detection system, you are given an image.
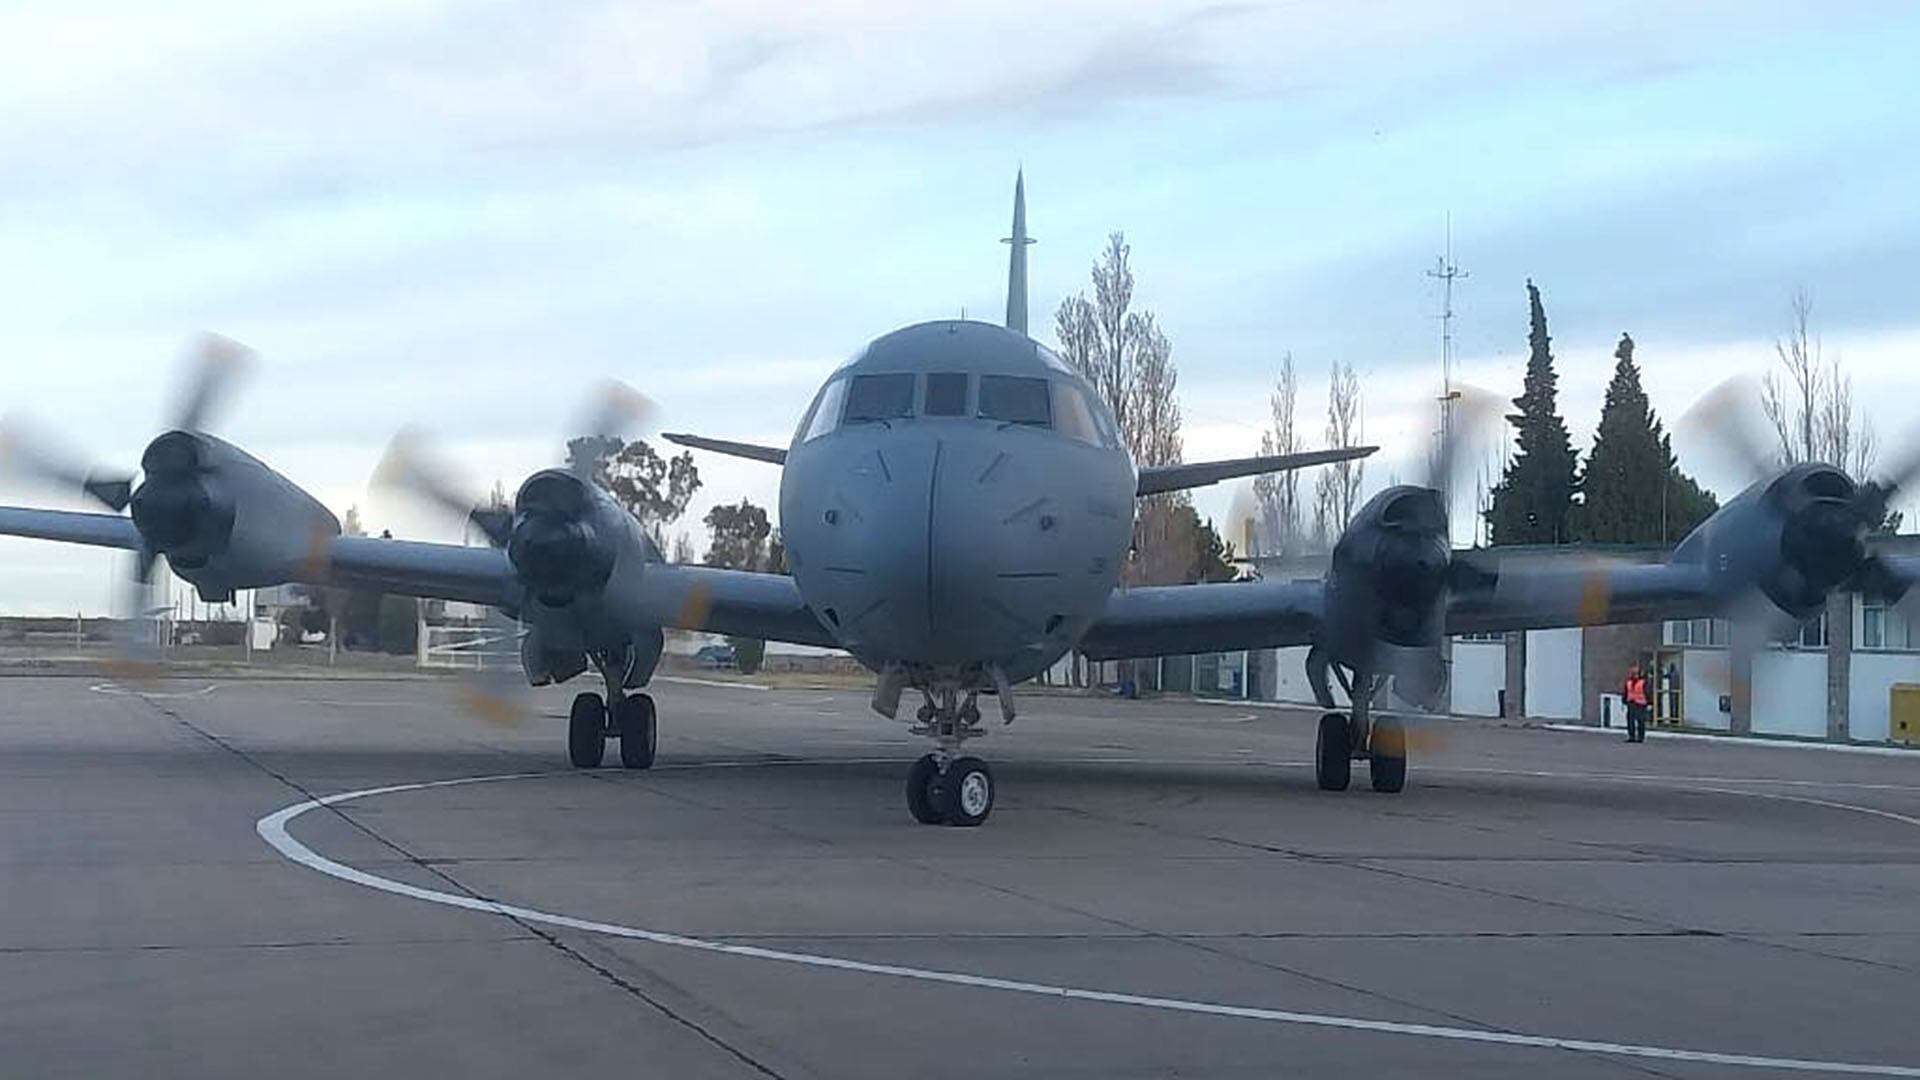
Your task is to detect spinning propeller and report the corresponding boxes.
[371,380,685,725]
[1677,374,1920,621]
[0,335,254,670]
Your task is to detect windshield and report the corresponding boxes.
[977,375,1051,427]
[842,373,915,424]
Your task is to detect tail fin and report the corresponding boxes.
[1001,170,1034,335]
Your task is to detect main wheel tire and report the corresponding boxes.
[1315,712,1352,791]
[906,754,944,825]
[1369,716,1407,794]
[617,693,657,770]
[941,756,994,827]
[568,692,607,769]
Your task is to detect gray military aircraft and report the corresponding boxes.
[2,174,1915,826]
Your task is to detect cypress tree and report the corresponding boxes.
[1575,333,1718,544]
[1487,280,1578,545]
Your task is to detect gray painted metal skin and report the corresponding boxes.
[2,175,1914,822]
[779,320,1134,691]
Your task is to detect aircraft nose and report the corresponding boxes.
[914,436,1070,666]
[790,428,1103,676]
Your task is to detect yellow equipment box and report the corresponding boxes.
[1891,684,1920,747]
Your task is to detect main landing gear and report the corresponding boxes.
[902,685,998,826]
[1308,655,1408,794]
[567,690,657,770]
[1314,711,1406,793]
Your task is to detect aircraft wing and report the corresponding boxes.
[294,542,841,647]
[1135,446,1376,496]
[1078,579,1325,660]
[1887,554,1920,592]
[622,563,838,647]
[324,536,519,607]
[1077,557,1724,663]
[325,547,837,646]
[661,433,787,466]
[1445,557,1717,634]
[0,505,839,648]
[0,506,142,550]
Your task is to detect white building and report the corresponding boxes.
[1058,594,1920,747]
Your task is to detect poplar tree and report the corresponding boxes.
[1486,280,1577,545]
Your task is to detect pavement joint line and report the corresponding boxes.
[259,771,1920,1077]
[120,689,791,1080]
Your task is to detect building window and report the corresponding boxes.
[1859,597,1915,651]
[1666,618,1729,648]
[1455,632,1503,643]
[1794,612,1827,650]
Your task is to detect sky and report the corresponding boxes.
[3,0,1918,614]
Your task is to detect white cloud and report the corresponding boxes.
[3,1,1917,612]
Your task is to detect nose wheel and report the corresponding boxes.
[903,686,997,825]
[906,753,994,826]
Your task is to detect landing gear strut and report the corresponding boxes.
[902,685,996,826]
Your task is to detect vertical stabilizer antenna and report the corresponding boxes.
[1002,170,1035,336]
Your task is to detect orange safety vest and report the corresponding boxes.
[1624,676,1649,707]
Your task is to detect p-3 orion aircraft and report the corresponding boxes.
[3,175,1914,826]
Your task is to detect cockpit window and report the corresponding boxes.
[843,373,915,425]
[978,375,1051,427]
[1053,383,1103,446]
[924,372,968,416]
[801,378,848,442]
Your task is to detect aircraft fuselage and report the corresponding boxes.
[779,320,1135,692]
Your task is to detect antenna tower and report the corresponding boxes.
[1427,216,1469,543]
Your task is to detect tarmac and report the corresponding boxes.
[4,673,1920,1079]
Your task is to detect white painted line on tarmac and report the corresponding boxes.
[1690,786,1920,830]
[1431,764,1920,795]
[1539,722,1920,757]
[652,675,772,692]
[88,682,217,700]
[257,771,1920,1077]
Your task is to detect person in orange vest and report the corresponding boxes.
[1622,662,1651,743]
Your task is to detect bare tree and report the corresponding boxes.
[1252,353,1300,556]
[1312,361,1365,546]
[1056,232,1191,583]
[1762,290,1876,477]
[1125,307,1189,584]
[1127,312,1182,470]
[670,531,696,565]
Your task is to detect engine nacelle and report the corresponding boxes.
[1675,463,1865,622]
[507,468,665,688]
[130,432,340,602]
[1321,486,1451,658]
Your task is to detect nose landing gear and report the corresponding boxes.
[903,686,997,825]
